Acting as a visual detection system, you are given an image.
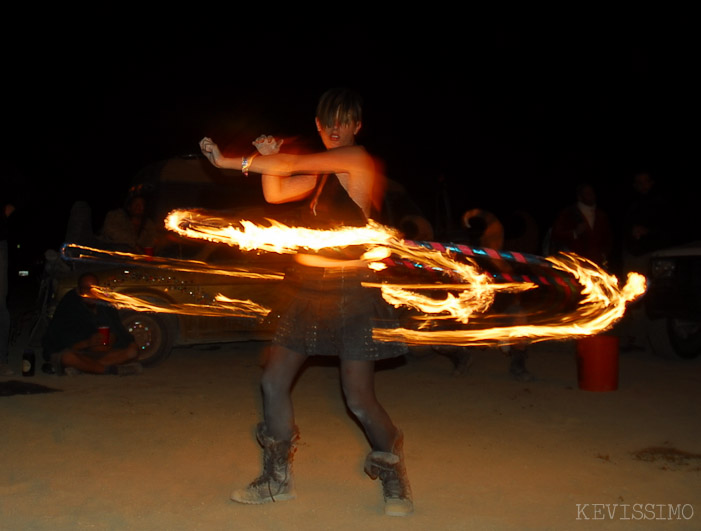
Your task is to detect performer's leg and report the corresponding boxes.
[341,359,413,516]
[231,344,305,505]
[340,359,396,450]
[260,344,307,440]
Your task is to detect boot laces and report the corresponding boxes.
[247,443,292,502]
[378,466,409,500]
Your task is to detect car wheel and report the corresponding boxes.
[667,318,701,360]
[120,310,177,367]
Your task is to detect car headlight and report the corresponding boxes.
[649,258,676,280]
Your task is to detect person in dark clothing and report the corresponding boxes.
[0,202,14,376]
[42,272,142,376]
[621,171,675,276]
[617,170,677,350]
[1,171,27,376]
[441,209,534,381]
[550,182,613,269]
[199,88,412,516]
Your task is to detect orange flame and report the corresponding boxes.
[89,285,271,318]
[165,210,396,253]
[59,210,649,346]
[374,254,646,346]
[62,243,283,280]
[161,209,647,345]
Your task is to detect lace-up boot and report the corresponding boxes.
[364,429,413,516]
[231,423,299,504]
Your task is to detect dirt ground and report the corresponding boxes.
[2,330,700,530]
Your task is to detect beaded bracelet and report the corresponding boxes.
[241,153,258,176]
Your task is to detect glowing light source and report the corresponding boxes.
[63,209,647,348]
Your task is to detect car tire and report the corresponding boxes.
[120,310,177,367]
[667,318,701,360]
[646,317,701,360]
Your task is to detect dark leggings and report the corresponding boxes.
[261,344,398,452]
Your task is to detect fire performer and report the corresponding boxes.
[199,87,413,516]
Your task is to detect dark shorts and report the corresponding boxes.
[272,265,407,361]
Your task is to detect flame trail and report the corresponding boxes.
[61,243,283,280]
[89,285,271,318]
[161,209,647,345]
[54,210,648,347]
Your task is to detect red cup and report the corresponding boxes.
[98,326,110,346]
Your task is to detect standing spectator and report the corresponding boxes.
[436,209,535,381]
[1,201,15,376]
[0,168,26,376]
[621,170,675,276]
[617,170,677,350]
[550,182,613,268]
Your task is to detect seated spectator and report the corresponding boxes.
[41,272,142,376]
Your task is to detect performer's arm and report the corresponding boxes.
[200,137,375,206]
[252,135,317,203]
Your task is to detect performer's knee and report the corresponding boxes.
[344,392,374,423]
[260,369,290,402]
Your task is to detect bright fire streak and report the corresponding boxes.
[89,286,271,318]
[374,255,647,346]
[166,210,396,253]
[368,281,535,324]
[62,243,283,280]
[161,209,647,345]
[165,209,522,322]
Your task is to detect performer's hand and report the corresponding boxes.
[199,137,223,167]
[252,135,283,155]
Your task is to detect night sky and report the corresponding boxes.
[3,17,696,267]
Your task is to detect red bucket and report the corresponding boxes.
[576,335,619,391]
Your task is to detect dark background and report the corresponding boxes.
[2,16,697,279]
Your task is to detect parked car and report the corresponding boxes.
[36,240,292,367]
[645,240,701,359]
[26,154,435,367]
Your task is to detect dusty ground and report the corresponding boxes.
[2,331,700,530]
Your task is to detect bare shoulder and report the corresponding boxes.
[329,144,372,160]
